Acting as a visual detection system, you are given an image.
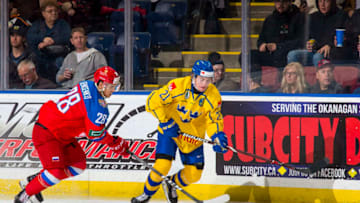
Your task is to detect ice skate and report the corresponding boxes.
[14,189,30,203]
[162,177,178,203]
[131,193,151,203]
[19,173,44,202]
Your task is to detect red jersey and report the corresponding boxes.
[37,80,113,145]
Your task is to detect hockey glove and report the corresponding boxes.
[211,132,228,153]
[159,118,179,138]
[108,136,129,155]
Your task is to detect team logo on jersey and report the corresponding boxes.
[177,104,188,114]
[98,99,107,107]
[199,97,205,107]
[169,82,176,91]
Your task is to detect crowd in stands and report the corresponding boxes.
[239,0,360,94]
[5,0,360,94]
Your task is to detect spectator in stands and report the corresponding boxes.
[56,27,107,89]
[10,0,41,22]
[294,0,318,13]
[278,62,309,93]
[208,52,239,91]
[57,0,129,32]
[240,0,302,71]
[8,17,36,89]
[310,59,343,93]
[287,0,348,66]
[248,71,270,93]
[27,1,71,82]
[336,8,360,63]
[14,59,57,89]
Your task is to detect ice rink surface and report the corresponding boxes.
[0,200,173,203]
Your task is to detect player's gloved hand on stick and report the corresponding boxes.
[211,132,228,153]
[108,136,129,155]
[159,118,179,138]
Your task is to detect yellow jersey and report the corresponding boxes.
[146,76,224,153]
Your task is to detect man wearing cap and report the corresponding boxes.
[310,59,343,94]
[9,22,36,88]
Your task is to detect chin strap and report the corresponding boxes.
[95,83,106,98]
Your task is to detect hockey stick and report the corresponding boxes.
[128,150,230,203]
[181,132,329,175]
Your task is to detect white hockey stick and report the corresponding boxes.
[128,150,230,203]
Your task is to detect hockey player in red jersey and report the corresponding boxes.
[14,66,129,203]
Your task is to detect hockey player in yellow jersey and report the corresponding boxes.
[131,60,228,203]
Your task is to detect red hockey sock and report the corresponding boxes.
[25,174,49,196]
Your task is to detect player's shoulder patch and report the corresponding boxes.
[168,82,176,91]
[217,100,222,108]
[79,81,92,99]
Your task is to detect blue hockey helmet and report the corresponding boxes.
[192,60,214,78]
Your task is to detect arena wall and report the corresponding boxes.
[1,91,360,202]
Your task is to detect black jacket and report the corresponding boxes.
[257,4,302,51]
[9,48,37,88]
[310,81,343,94]
[309,4,348,50]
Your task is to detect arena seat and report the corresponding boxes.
[147,0,187,46]
[333,65,360,93]
[87,32,115,62]
[304,66,317,86]
[261,66,280,92]
[110,11,144,42]
[109,32,151,78]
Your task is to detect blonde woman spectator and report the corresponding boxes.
[278,62,309,93]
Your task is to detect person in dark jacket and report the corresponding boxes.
[340,8,360,63]
[8,17,36,89]
[248,71,270,93]
[239,0,302,71]
[287,0,348,66]
[310,59,343,94]
[26,1,71,82]
[15,59,58,89]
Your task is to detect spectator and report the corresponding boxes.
[15,59,57,89]
[208,52,238,91]
[287,0,348,66]
[278,62,309,93]
[248,71,270,93]
[294,0,318,13]
[339,8,360,63]
[240,0,302,71]
[56,27,107,89]
[10,0,41,22]
[310,59,343,93]
[8,18,36,89]
[27,1,71,82]
[57,0,124,32]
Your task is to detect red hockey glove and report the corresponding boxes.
[108,136,129,155]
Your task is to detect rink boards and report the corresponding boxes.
[1,91,360,202]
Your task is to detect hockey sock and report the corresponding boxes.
[144,159,172,196]
[173,165,203,186]
[65,161,86,177]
